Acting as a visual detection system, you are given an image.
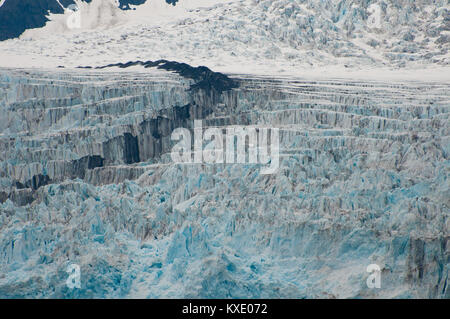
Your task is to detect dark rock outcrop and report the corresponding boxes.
[95,60,238,93]
[0,0,88,41]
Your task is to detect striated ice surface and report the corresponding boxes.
[0,67,448,298]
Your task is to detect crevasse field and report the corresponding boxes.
[0,0,449,298]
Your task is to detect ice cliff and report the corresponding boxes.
[0,65,448,298]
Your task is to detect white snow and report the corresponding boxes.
[0,0,448,81]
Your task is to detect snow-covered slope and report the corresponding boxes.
[0,0,449,75]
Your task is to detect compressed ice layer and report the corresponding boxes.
[0,68,448,298]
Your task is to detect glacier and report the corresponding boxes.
[0,0,448,73]
[0,65,448,298]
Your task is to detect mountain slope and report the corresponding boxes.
[0,0,159,41]
[0,0,448,74]
[0,67,448,298]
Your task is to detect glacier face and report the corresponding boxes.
[0,66,448,298]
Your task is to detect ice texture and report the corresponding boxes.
[0,0,448,73]
[0,67,448,298]
[0,1,156,41]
